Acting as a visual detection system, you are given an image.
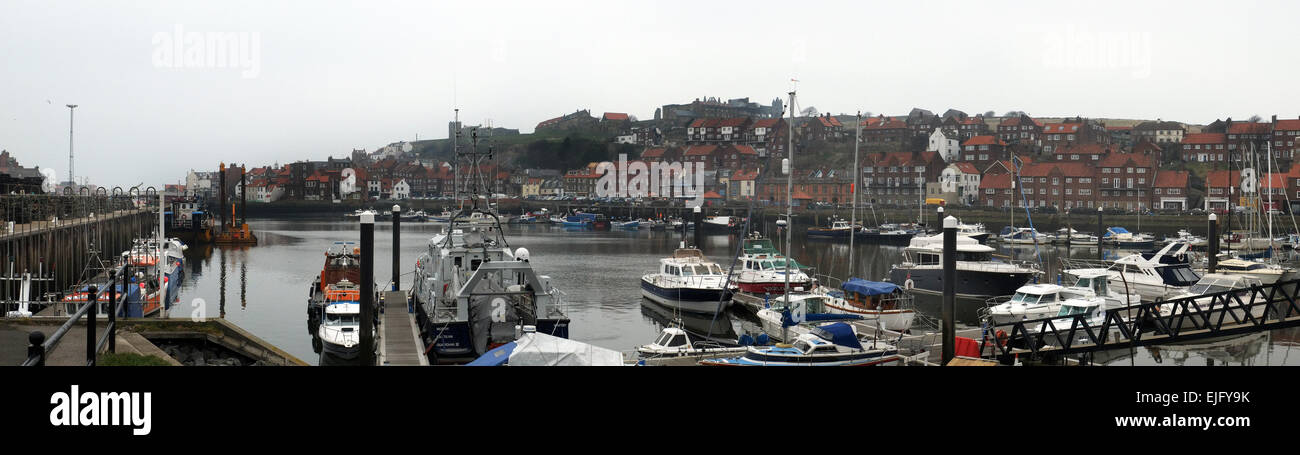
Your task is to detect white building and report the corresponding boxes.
[927,129,961,163]
[939,162,981,205]
[393,179,411,200]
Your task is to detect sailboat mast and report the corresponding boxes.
[850,111,859,277]
[453,108,461,211]
[783,90,795,313]
[1268,141,1274,251]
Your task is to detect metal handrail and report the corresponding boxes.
[981,277,1300,358]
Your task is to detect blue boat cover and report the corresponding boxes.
[1104,227,1131,237]
[842,278,898,296]
[779,309,863,327]
[810,322,863,350]
[465,342,517,366]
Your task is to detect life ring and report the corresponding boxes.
[903,279,915,290]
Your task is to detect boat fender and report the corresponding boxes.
[903,279,914,290]
[995,330,1008,347]
[755,333,770,345]
[737,334,755,346]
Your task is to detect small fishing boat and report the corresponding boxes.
[700,215,737,233]
[1050,228,1098,245]
[307,242,362,340]
[640,248,733,313]
[317,280,373,364]
[807,218,858,239]
[699,323,903,366]
[636,326,749,358]
[1163,229,1207,248]
[820,278,916,332]
[956,223,990,244]
[855,225,915,245]
[615,220,640,230]
[1102,227,1155,249]
[731,235,814,295]
[1000,227,1042,245]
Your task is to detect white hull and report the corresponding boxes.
[821,301,915,332]
[640,288,731,313]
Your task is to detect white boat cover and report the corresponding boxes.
[508,332,625,366]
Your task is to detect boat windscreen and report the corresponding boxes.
[1158,265,1201,287]
[1011,292,1040,304]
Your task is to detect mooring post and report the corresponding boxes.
[28,331,45,366]
[360,211,375,366]
[1208,213,1219,274]
[392,204,401,292]
[86,285,97,366]
[108,270,116,353]
[692,205,703,251]
[1097,206,1104,260]
[942,215,956,365]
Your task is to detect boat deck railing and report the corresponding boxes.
[979,277,1300,359]
[1059,258,1114,272]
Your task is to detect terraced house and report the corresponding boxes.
[996,114,1043,146]
[1271,115,1300,160]
[1040,118,1110,155]
[1015,161,1097,210]
[1096,152,1155,211]
[858,151,943,206]
[1181,133,1228,162]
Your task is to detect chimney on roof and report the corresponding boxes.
[1273,114,1278,124]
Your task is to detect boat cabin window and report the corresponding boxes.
[668,266,681,276]
[1055,305,1094,317]
[680,266,695,277]
[916,253,940,265]
[708,264,724,275]
[1038,293,1057,303]
[954,251,993,261]
[793,340,813,353]
[324,313,358,325]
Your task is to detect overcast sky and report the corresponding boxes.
[3,0,1298,187]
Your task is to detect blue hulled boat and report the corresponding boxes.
[699,323,902,366]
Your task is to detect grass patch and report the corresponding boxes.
[98,352,173,366]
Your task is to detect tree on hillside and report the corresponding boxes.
[1249,115,1263,123]
[801,106,819,117]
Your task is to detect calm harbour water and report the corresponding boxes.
[168,217,1300,366]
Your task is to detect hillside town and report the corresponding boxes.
[96,97,1299,215]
